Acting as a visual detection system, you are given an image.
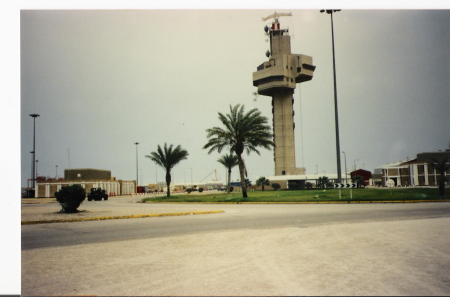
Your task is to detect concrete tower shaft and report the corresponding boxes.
[252,14,316,176]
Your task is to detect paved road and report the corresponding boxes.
[22,202,450,296]
[22,202,450,250]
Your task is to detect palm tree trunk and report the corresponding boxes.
[166,172,171,197]
[227,169,231,193]
[237,154,248,198]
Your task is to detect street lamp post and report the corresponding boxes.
[36,160,39,177]
[30,113,40,189]
[30,151,34,187]
[320,9,342,183]
[55,165,58,180]
[342,151,348,183]
[135,142,139,187]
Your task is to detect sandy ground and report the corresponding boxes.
[21,198,450,296]
[21,195,225,223]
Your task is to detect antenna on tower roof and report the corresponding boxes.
[262,12,292,22]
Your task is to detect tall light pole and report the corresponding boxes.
[320,9,342,183]
[30,113,40,189]
[134,142,139,186]
[30,151,34,187]
[342,151,348,183]
[56,165,58,180]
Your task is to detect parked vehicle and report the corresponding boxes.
[87,188,108,201]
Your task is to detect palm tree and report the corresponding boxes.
[317,176,329,189]
[351,175,366,188]
[203,104,274,198]
[145,143,188,197]
[217,153,238,193]
[256,176,270,191]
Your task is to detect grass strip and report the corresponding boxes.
[142,188,450,203]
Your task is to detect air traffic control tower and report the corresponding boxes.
[253,12,316,176]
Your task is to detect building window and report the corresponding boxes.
[282,170,286,175]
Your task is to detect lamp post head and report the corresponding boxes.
[30,113,40,118]
[320,9,341,14]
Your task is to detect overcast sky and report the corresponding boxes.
[16,7,450,187]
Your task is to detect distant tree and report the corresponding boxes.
[429,157,450,197]
[317,176,329,189]
[217,153,238,193]
[244,178,252,187]
[146,143,188,197]
[256,176,270,191]
[203,104,274,198]
[351,175,366,188]
[305,182,313,189]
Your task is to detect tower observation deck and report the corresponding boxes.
[253,12,316,176]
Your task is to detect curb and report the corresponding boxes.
[21,210,225,225]
[22,198,57,204]
[143,199,450,204]
[238,199,450,204]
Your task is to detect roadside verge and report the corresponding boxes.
[21,210,225,225]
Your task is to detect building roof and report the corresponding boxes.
[266,173,339,181]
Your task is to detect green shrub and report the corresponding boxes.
[186,188,192,194]
[198,187,204,193]
[54,184,86,213]
[271,183,281,190]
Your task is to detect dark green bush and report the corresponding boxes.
[271,183,281,190]
[198,187,204,193]
[54,184,86,213]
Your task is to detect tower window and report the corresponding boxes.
[282,170,286,175]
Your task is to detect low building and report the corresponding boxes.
[64,168,111,181]
[376,147,450,187]
[35,168,136,198]
[257,173,340,190]
[350,169,372,186]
